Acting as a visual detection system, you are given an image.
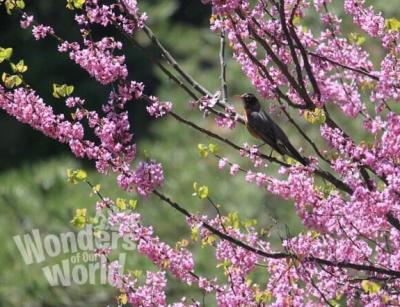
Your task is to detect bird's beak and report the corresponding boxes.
[233,94,244,102]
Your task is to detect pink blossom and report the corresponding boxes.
[146,96,173,118]
[218,157,228,170]
[229,163,240,175]
[59,37,128,84]
[20,14,34,29]
[32,25,54,40]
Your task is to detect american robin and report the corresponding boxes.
[239,93,309,166]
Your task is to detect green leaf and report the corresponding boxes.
[197,185,209,199]
[208,143,218,154]
[70,208,87,229]
[16,0,25,9]
[292,15,301,26]
[132,270,143,279]
[118,293,128,305]
[310,230,320,239]
[191,226,199,241]
[128,199,138,209]
[361,280,381,294]
[116,198,127,211]
[198,143,208,158]
[386,18,400,31]
[224,212,240,229]
[303,108,326,125]
[4,0,15,14]
[192,182,198,196]
[67,169,87,184]
[10,60,28,74]
[2,73,22,89]
[66,0,85,10]
[0,47,13,63]
[192,181,209,199]
[255,290,273,304]
[53,83,74,99]
[348,32,366,45]
[242,219,257,228]
[201,234,216,247]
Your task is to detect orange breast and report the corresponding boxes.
[243,108,261,140]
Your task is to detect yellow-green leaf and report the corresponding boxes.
[202,235,216,247]
[118,293,128,305]
[361,280,381,294]
[70,208,87,229]
[128,199,137,209]
[198,143,208,158]
[67,169,87,184]
[208,143,218,154]
[66,0,85,10]
[242,219,257,228]
[386,18,400,31]
[4,0,15,14]
[53,83,74,99]
[192,182,209,199]
[255,290,273,304]
[92,184,101,194]
[224,212,240,229]
[286,156,296,165]
[132,270,142,279]
[10,60,28,73]
[197,185,209,199]
[2,73,22,89]
[303,108,326,125]
[16,0,25,9]
[292,15,301,26]
[348,32,366,45]
[116,198,127,211]
[310,230,320,239]
[0,47,13,63]
[191,226,199,241]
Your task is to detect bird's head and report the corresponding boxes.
[240,93,261,112]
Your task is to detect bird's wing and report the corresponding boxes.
[248,110,287,155]
[250,110,309,165]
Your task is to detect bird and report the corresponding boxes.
[239,93,309,166]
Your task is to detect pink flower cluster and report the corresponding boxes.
[32,25,54,40]
[117,161,164,196]
[146,96,173,118]
[59,37,128,85]
[20,13,34,29]
[107,261,167,306]
[108,212,196,284]
[79,0,147,35]
[202,0,242,15]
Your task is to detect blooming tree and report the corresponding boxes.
[1,0,400,305]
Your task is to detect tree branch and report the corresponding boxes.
[154,190,400,278]
[219,29,228,103]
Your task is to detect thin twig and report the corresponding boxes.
[219,29,228,103]
[229,16,308,110]
[140,23,210,98]
[153,190,400,278]
[236,9,315,109]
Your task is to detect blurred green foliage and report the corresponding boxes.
[0,0,400,306]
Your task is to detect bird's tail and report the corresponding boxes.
[284,142,310,166]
